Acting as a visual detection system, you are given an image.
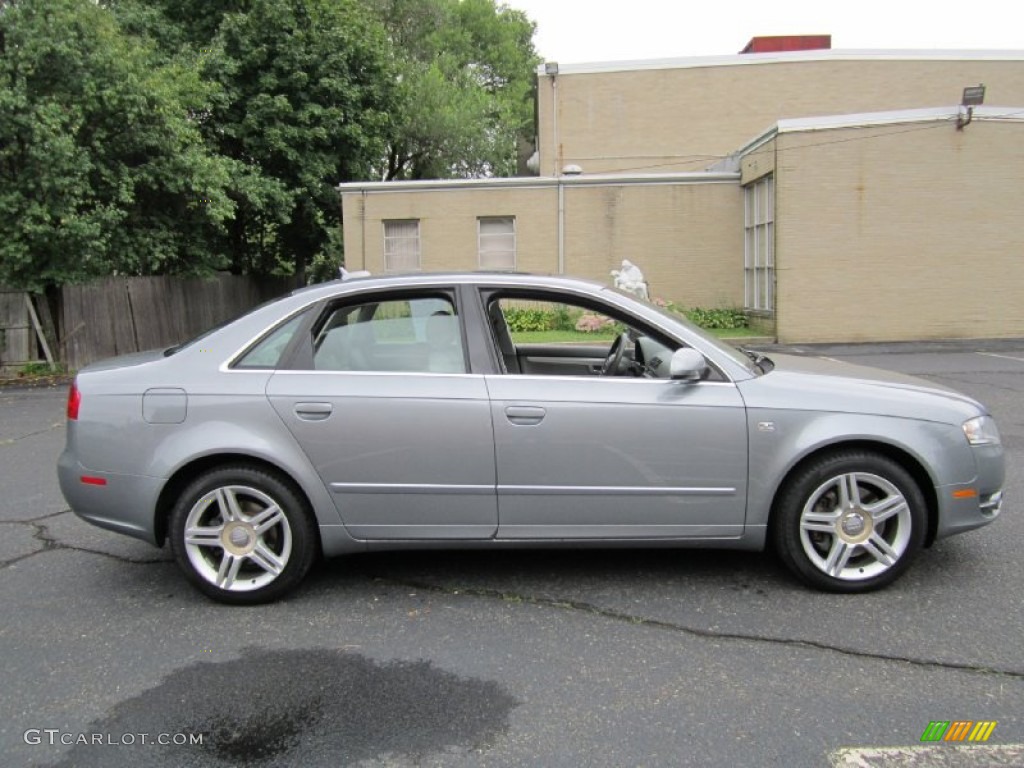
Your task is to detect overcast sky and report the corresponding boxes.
[505,0,1024,64]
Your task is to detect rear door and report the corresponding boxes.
[267,289,497,540]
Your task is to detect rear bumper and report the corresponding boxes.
[57,451,164,546]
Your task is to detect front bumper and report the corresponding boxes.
[933,442,1005,540]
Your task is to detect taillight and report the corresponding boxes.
[67,382,81,421]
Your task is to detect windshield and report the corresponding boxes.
[609,288,763,374]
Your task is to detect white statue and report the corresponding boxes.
[611,259,649,299]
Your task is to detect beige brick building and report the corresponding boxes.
[339,47,1024,342]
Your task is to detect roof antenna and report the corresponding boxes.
[339,266,371,281]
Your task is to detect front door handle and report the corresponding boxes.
[505,406,546,426]
[294,402,333,421]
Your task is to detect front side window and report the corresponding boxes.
[383,220,420,272]
[478,217,516,271]
[313,295,465,374]
[486,293,690,380]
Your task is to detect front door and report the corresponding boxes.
[477,290,747,540]
[487,375,748,539]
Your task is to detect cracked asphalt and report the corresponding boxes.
[1,343,1022,767]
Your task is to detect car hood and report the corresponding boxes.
[738,352,986,423]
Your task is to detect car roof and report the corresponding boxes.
[289,271,611,302]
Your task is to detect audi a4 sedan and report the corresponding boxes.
[58,273,1005,603]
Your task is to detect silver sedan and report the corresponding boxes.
[58,273,1005,603]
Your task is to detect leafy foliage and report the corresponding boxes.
[504,303,589,333]
[0,0,235,290]
[653,298,749,330]
[198,0,398,281]
[503,307,554,333]
[683,307,749,330]
[370,0,539,180]
[0,0,539,289]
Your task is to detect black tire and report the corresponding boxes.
[168,465,317,605]
[772,450,927,592]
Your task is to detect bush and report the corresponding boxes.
[550,304,577,331]
[683,307,748,330]
[575,313,616,333]
[504,308,553,332]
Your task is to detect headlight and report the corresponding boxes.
[963,415,1001,446]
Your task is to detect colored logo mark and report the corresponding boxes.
[921,721,997,743]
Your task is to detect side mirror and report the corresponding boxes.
[669,348,707,381]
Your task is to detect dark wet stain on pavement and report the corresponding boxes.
[42,647,518,767]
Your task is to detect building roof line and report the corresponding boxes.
[736,105,1024,157]
[337,171,739,195]
[538,49,1024,76]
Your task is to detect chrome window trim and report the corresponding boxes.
[476,284,744,383]
[216,278,748,382]
[268,370,487,380]
[221,302,324,373]
[228,312,310,372]
[485,373,737,387]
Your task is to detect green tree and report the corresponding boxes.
[120,0,398,282]
[204,0,396,282]
[3,0,538,289]
[372,0,539,180]
[0,0,235,290]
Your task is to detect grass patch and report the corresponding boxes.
[510,329,619,344]
[510,327,760,344]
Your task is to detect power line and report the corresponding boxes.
[566,108,1024,175]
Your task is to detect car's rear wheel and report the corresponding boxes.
[169,465,316,604]
[773,451,926,592]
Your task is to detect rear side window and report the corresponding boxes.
[234,313,306,369]
[313,296,465,374]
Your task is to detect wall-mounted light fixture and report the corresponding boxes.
[957,84,985,130]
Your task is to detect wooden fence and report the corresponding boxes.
[59,274,292,370]
[0,288,33,371]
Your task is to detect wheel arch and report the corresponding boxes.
[154,453,321,551]
[767,439,939,548]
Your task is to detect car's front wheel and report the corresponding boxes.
[773,451,927,592]
[169,465,317,604]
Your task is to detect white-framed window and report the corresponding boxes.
[744,176,774,312]
[383,219,421,272]
[478,216,516,271]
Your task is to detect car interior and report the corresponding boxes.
[256,288,718,381]
[483,292,683,379]
[313,295,467,373]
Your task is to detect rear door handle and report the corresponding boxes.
[294,402,333,421]
[505,406,546,426]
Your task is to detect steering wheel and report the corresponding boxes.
[601,332,630,376]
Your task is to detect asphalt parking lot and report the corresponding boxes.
[1,341,1022,767]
